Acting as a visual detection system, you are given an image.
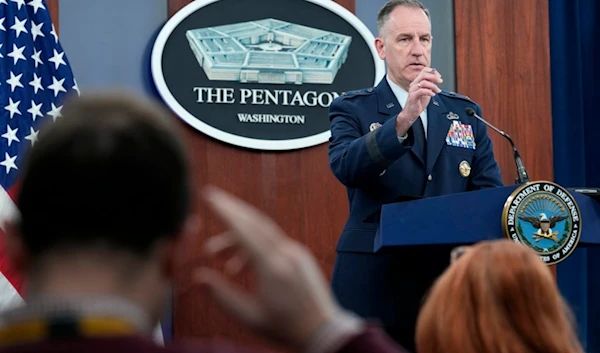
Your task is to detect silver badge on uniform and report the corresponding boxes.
[446,112,459,120]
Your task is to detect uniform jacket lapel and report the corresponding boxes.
[425,95,452,172]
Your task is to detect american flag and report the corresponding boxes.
[0,0,77,310]
[0,1,166,343]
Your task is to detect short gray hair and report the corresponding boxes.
[377,0,430,37]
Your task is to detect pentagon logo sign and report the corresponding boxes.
[151,0,384,151]
[186,19,352,85]
[502,181,581,265]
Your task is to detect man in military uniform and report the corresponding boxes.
[328,0,504,350]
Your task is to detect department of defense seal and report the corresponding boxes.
[501,181,581,265]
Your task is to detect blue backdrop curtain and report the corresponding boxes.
[550,0,600,351]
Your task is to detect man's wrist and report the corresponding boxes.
[395,111,414,138]
[397,132,408,143]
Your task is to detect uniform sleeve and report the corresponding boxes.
[467,104,504,190]
[328,97,413,187]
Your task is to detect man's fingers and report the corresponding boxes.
[411,75,442,89]
[195,267,263,328]
[420,73,443,84]
[225,253,248,275]
[413,80,441,94]
[202,230,249,275]
[204,233,249,274]
[409,86,437,100]
[413,68,443,85]
[204,231,236,255]
[202,186,283,259]
[423,67,443,81]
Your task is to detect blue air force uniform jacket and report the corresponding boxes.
[329,77,503,253]
[327,77,503,346]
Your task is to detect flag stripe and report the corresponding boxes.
[0,185,19,230]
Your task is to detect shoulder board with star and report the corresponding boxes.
[438,90,476,104]
[339,87,375,99]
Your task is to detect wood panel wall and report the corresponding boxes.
[454,0,553,184]
[47,0,59,32]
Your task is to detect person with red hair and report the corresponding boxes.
[416,240,583,353]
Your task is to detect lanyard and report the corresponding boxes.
[0,315,137,347]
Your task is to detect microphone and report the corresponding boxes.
[465,107,530,184]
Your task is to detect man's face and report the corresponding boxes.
[541,222,550,232]
[375,6,432,90]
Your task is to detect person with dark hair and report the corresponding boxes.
[0,92,407,353]
[328,0,503,350]
[417,240,583,353]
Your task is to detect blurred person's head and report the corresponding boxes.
[4,91,192,327]
[416,239,583,353]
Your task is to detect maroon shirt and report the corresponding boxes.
[0,327,408,353]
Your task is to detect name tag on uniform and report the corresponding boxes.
[445,121,476,150]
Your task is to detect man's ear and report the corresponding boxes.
[375,36,386,60]
[3,219,30,273]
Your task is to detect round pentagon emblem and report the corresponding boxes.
[151,0,384,151]
[502,181,581,265]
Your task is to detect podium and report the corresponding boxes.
[374,185,600,251]
[373,184,600,350]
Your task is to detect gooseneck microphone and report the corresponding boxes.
[464,107,530,184]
